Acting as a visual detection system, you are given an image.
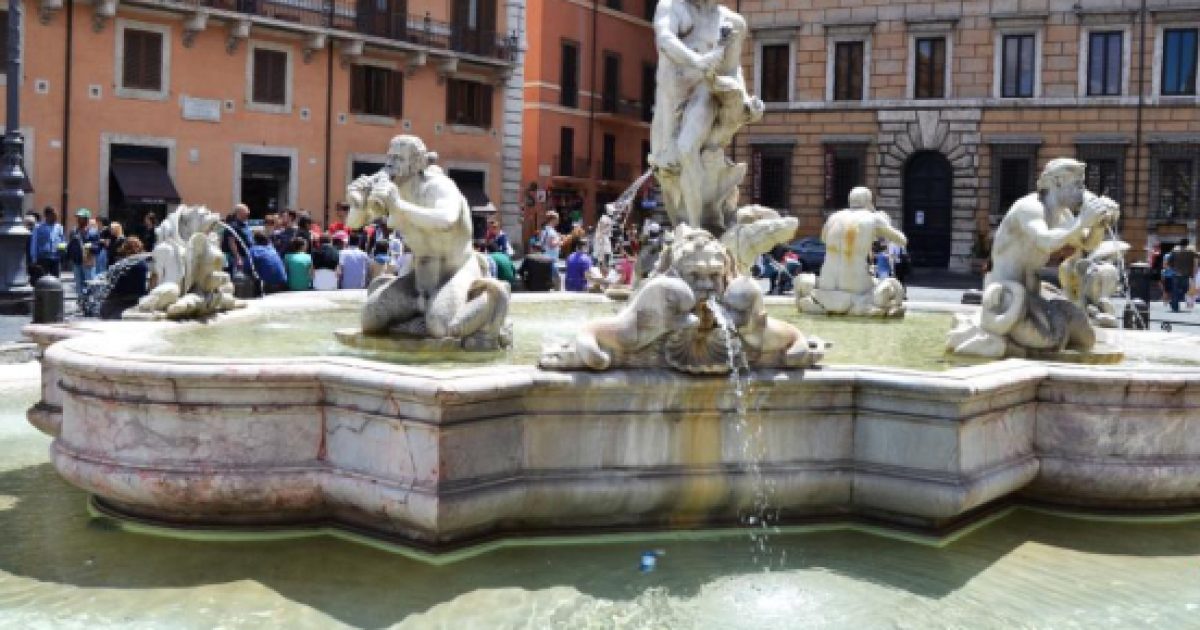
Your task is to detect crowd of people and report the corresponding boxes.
[1151,239,1199,313]
[521,210,640,292]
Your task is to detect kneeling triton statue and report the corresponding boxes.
[341,135,510,350]
[947,158,1120,359]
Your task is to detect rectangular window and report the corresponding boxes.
[1087,31,1123,96]
[1158,159,1195,219]
[758,152,790,210]
[350,65,403,117]
[1162,28,1198,96]
[561,42,579,108]
[641,139,650,173]
[252,48,288,105]
[1085,158,1122,202]
[643,0,655,21]
[602,134,616,180]
[122,28,164,91]
[446,79,493,128]
[832,157,861,209]
[1001,34,1035,98]
[998,157,1032,214]
[833,41,864,101]
[641,63,655,122]
[602,53,620,113]
[914,37,946,99]
[559,127,574,177]
[605,0,621,10]
[759,44,790,103]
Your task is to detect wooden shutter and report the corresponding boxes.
[445,79,459,123]
[388,70,404,117]
[350,65,366,113]
[123,29,162,90]
[480,84,493,128]
[144,32,163,90]
[122,30,141,89]
[254,49,287,105]
[478,0,496,34]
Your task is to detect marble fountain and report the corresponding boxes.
[15,0,1200,591]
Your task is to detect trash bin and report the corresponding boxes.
[520,255,555,292]
[232,273,259,299]
[1127,262,1151,303]
[32,274,64,324]
[1123,298,1150,330]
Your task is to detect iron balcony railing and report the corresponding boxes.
[191,0,516,62]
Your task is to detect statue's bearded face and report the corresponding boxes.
[386,143,424,179]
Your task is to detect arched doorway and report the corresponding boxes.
[903,151,954,268]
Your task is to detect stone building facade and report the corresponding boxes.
[10,0,522,234]
[735,0,1200,269]
[520,0,656,240]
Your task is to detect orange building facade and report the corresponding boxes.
[9,0,523,234]
[520,0,657,241]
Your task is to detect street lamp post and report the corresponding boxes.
[0,0,30,297]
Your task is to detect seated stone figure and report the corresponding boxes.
[1059,239,1129,329]
[947,158,1119,358]
[124,205,241,320]
[795,187,907,317]
[345,135,510,349]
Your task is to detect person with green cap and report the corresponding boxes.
[66,208,101,306]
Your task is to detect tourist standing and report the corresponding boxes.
[137,212,158,252]
[1168,239,1197,312]
[66,209,101,305]
[248,231,288,294]
[541,211,563,289]
[29,206,64,278]
[283,237,313,291]
[564,239,592,292]
[223,204,253,275]
[338,233,371,290]
[106,222,127,265]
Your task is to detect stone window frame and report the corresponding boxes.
[1151,18,1200,102]
[988,142,1039,223]
[754,37,795,106]
[1148,142,1200,222]
[906,20,955,100]
[1076,141,1127,207]
[114,18,171,102]
[990,16,1046,100]
[1078,25,1131,98]
[245,40,294,115]
[232,143,299,212]
[823,23,873,103]
[349,56,402,126]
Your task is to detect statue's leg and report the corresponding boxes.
[361,273,420,334]
[650,80,687,168]
[424,260,480,338]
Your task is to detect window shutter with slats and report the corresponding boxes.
[389,70,404,117]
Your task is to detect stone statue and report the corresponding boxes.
[718,205,798,276]
[650,0,764,233]
[795,187,907,318]
[947,158,1120,359]
[123,205,243,320]
[342,135,510,350]
[541,223,825,373]
[1059,239,1129,329]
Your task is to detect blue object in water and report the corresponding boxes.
[639,549,665,573]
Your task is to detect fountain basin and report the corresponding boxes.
[23,293,1200,549]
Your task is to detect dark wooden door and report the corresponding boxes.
[903,151,954,268]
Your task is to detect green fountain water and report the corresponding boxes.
[4,363,1200,628]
